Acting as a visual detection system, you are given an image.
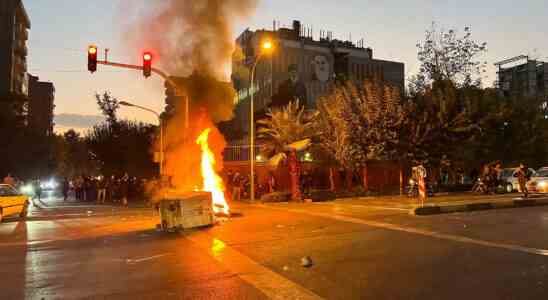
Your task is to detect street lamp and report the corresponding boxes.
[250,39,274,202]
[119,101,164,177]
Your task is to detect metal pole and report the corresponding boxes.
[250,55,262,203]
[185,96,189,130]
[250,62,256,203]
[159,117,164,177]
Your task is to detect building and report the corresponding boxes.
[0,0,31,98]
[28,75,55,136]
[495,55,548,99]
[229,20,405,138]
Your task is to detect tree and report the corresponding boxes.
[257,100,316,162]
[53,129,98,178]
[411,23,487,92]
[256,100,317,193]
[86,120,157,177]
[95,91,120,125]
[317,79,406,191]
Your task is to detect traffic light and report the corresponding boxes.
[143,52,152,78]
[88,45,98,73]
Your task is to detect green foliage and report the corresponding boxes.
[257,100,317,161]
[85,120,157,177]
[95,91,120,125]
[54,130,98,177]
[316,79,405,170]
[412,23,487,92]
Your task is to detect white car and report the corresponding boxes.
[527,168,548,194]
[0,184,30,222]
[500,167,536,193]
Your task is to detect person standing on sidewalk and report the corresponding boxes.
[514,163,532,198]
[62,177,70,201]
[120,173,129,206]
[231,172,241,203]
[97,176,106,204]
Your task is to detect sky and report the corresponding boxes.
[25,0,548,133]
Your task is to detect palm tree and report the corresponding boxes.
[257,100,317,165]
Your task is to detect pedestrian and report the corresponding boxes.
[97,176,106,204]
[107,175,115,203]
[268,171,276,193]
[3,173,15,186]
[225,169,234,199]
[231,172,241,203]
[301,170,313,197]
[120,173,129,206]
[33,179,42,201]
[514,163,532,198]
[62,177,70,201]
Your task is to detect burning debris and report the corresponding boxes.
[196,128,229,215]
[121,0,257,223]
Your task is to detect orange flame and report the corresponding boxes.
[196,128,229,215]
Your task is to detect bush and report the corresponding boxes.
[260,192,291,203]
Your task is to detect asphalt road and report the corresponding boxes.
[1,193,548,299]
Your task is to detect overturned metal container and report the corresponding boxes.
[158,191,215,231]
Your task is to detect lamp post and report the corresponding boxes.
[119,101,164,177]
[250,40,273,202]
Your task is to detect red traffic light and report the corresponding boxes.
[143,52,152,78]
[88,45,98,73]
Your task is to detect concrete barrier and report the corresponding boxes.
[412,196,548,216]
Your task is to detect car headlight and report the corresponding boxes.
[538,181,547,189]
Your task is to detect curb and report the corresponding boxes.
[413,197,548,216]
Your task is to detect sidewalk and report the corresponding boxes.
[316,192,548,215]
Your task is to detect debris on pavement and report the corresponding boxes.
[301,256,313,268]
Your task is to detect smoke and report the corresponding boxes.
[122,0,257,79]
[120,0,257,193]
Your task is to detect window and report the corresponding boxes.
[0,185,19,197]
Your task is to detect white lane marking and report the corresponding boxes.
[126,253,171,264]
[186,233,324,300]
[347,204,409,211]
[261,205,548,257]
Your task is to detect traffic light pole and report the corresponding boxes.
[96,60,190,131]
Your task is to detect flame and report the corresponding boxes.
[196,128,230,215]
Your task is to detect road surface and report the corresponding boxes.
[1,193,547,299]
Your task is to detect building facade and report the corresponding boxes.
[230,20,405,138]
[28,75,55,137]
[0,0,30,98]
[495,55,548,99]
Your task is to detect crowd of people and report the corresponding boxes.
[223,169,315,201]
[472,161,532,197]
[61,173,146,206]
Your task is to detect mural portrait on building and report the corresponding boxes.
[271,64,308,108]
[312,55,330,82]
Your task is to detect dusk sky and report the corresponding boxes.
[25,0,547,132]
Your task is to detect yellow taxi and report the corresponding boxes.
[0,184,29,222]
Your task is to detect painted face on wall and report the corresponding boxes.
[313,55,329,82]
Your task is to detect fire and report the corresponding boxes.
[196,128,230,215]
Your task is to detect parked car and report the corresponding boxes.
[526,167,548,194]
[0,184,30,222]
[500,167,536,193]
